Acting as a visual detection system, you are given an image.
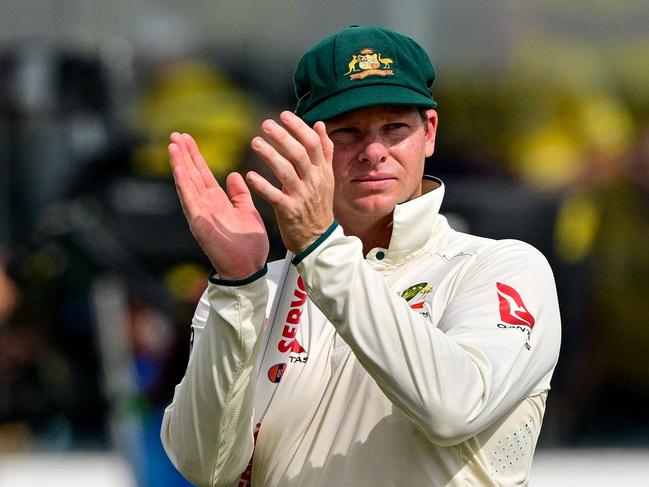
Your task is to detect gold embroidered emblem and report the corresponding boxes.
[345,48,394,80]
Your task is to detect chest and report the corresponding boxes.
[253,319,428,484]
[257,252,471,397]
[248,253,475,484]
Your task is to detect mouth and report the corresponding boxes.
[350,175,397,190]
[351,173,396,183]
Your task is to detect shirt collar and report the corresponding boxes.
[387,175,446,252]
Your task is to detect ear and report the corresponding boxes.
[423,109,438,158]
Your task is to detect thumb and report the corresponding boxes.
[225,172,254,209]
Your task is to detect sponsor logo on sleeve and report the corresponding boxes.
[276,275,309,366]
[496,282,535,349]
[267,363,287,383]
[496,282,535,328]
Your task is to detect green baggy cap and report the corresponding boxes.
[294,25,437,124]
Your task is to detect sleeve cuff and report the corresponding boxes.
[208,264,268,287]
[291,220,339,266]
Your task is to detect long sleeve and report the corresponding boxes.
[295,225,561,447]
[161,273,269,486]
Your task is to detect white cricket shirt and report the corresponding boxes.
[161,178,561,486]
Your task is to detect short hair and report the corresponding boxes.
[419,107,430,133]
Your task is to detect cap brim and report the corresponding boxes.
[300,84,437,124]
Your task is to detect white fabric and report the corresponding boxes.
[161,179,561,486]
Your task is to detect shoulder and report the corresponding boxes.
[445,229,549,268]
[480,238,552,277]
[440,230,555,294]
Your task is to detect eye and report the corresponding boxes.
[328,127,360,144]
[386,123,407,130]
[383,122,411,139]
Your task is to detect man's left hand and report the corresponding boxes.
[247,111,335,254]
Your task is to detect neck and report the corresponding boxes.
[336,212,394,256]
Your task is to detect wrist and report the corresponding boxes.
[209,265,268,287]
[292,220,339,265]
[210,257,267,282]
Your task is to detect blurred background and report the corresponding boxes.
[0,0,648,485]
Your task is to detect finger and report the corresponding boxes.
[182,133,219,190]
[260,118,312,177]
[171,132,230,209]
[169,140,198,197]
[313,121,334,163]
[251,136,301,190]
[225,172,255,210]
[170,132,207,193]
[169,137,189,177]
[169,143,203,218]
[279,111,327,166]
[246,170,288,208]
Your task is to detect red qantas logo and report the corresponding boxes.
[496,282,535,328]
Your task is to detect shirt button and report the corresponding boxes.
[376,251,385,260]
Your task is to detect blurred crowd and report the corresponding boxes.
[1,26,648,485]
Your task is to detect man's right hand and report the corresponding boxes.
[169,132,269,281]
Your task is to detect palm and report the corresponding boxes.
[169,133,269,280]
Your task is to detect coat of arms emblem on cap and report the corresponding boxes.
[344,48,394,80]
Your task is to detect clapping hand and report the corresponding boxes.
[168,132,269,280]
[246,111,335,254]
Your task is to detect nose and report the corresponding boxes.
[358,135,389,165]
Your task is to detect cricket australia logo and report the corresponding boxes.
[345,48,394,80]
[400,282,433,315]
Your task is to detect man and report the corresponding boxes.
[161,25,561,486]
